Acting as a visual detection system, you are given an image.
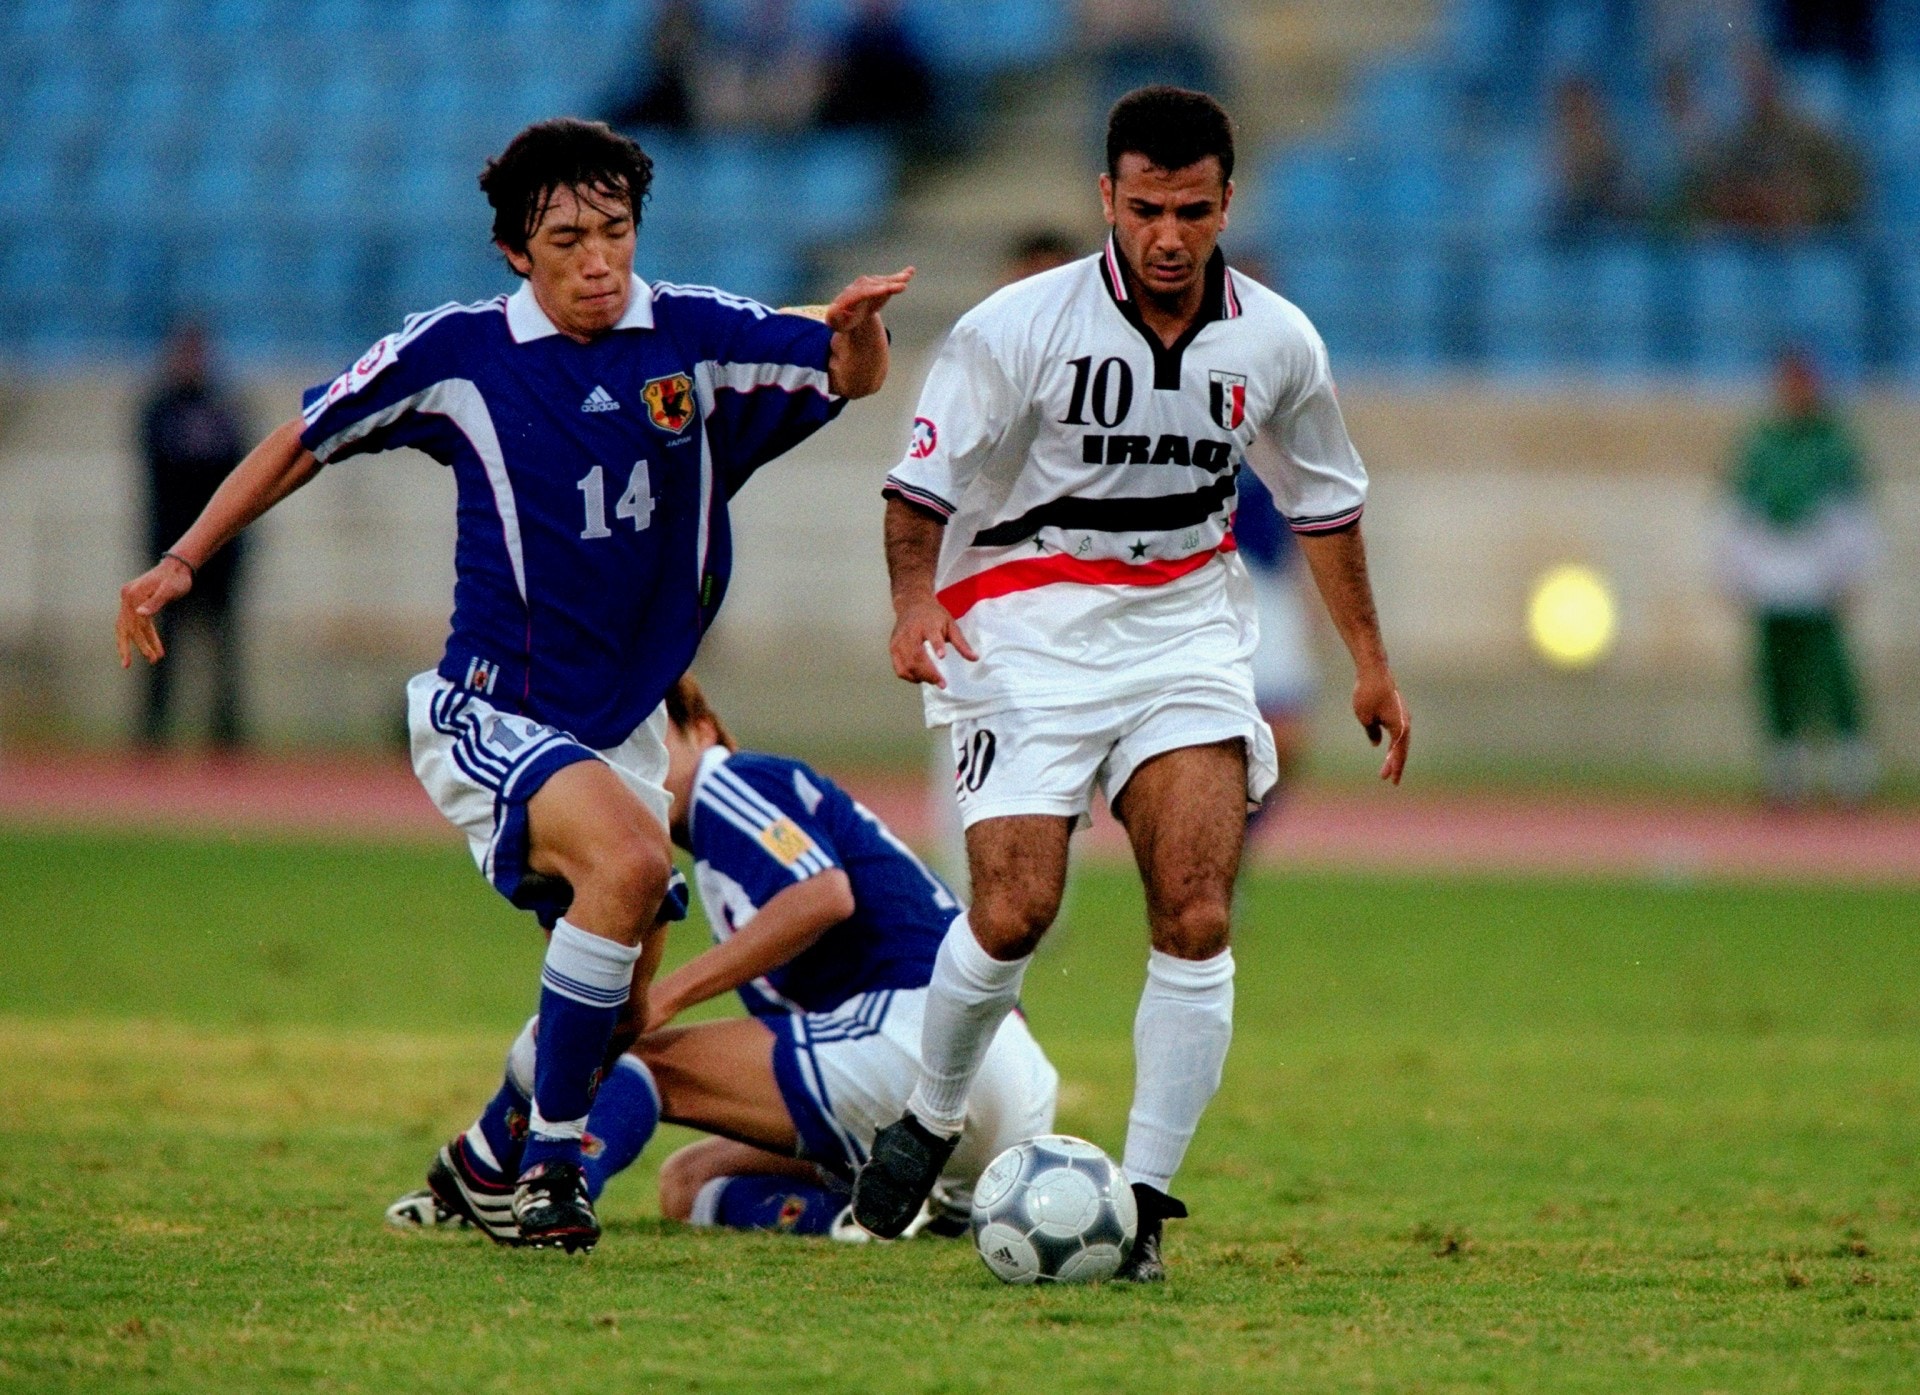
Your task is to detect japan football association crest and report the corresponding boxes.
[1209,370,1248,430]
[642,373,695,434]
[909,416,938,459]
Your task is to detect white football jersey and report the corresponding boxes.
[884,239,1367,723]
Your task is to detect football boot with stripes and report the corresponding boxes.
[513,1160,600,1252]
[1115,1183,1188,1283]
[422,1137,522,1245]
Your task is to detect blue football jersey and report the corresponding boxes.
[298,277,842,750]
[1232,465,1297,575]
[687,749,961,1017]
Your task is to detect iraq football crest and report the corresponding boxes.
[1208,370,1248,431]
[642,373,695,434]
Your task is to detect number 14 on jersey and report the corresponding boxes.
[578,462,656,539]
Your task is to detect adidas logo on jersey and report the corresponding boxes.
[580,385,621,413]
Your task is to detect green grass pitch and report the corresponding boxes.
[0,827,1915,1393]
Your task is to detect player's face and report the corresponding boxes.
[501,182,637,341]
[1100,154,1233,305]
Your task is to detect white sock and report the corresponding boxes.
[1122,948,1235,1194]
[906,914,1032,1137]
[505,1014,537,1096]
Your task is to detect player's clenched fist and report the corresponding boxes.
[889,594,977,689]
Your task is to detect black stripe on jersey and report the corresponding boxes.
[971,474,1237,547]
[882,478,957,519]
[1100,237,1234,391]
[1288,504,1365,535]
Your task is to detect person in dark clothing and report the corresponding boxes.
[139,323,250,748]
[606,0,701,131]
[820,0,936,137]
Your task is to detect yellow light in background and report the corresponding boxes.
[1527,563,1617,669]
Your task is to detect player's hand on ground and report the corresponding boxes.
[889,595,976,688]
[115,557,195,667]
[1354,670,1411,784]
[824,268,914,333]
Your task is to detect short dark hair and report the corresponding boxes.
[479,118,655,256]
[1105,86,1235,184]
[1009,228,1079,264]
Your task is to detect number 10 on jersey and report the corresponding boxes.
[578,462,656,539]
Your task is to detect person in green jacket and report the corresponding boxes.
[1719,348,1878,806]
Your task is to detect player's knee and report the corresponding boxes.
[1152,898,1232,961]
[970,888,1059,959]
[578,828,672,935]
[655,1146,705,1222]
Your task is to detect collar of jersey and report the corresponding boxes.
[686,744,733,840]
[1099,236,1237,390]
[505,275,655,342]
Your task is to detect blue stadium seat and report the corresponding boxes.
[791,133,895,241]
[1688,242,1776,377]
[1261,146,1351,236]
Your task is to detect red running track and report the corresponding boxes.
[2,751,1916,885]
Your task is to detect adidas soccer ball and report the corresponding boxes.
[970,1135,1137,1284]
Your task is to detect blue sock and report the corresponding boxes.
[458,1015,537,1184]
[581,1057,661,1201]
[520,919,640,1177]
[690,1174,848,1236]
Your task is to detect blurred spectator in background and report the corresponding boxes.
[1717,348,1877,807]
[1549,75,1639,236]
[138,323,249,750]
[1004,227,1081,281]
[1686,51,1865,231]
[1081,0,1220,115]
[700,0,824,132]
[821,0,936,141]
[1236,459,1318,834]
[1774,0,1878,71]
[607,0,701,131]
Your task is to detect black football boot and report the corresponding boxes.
[513,1160,600,1253]
[1115,1183,1188,1283]
[851,1114,958,1239]
[420,1138,522,1245]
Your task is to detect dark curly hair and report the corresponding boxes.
[1106,86,1235,184]
[479,118,655,257]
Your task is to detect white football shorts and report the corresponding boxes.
[771,986,1058,1188]
[406,670,682,924]
[947,675,1280,829]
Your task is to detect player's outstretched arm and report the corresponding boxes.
[1295,523,1411,784]
[824,268,913,399]
[884,496,977,688]
[644,870,855,1027]
[116,417,319,668]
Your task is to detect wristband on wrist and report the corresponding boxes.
[161,550,198,578]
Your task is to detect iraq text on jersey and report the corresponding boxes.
[883,240,1367,724]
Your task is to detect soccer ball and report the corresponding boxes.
[970,1135,1137,1284]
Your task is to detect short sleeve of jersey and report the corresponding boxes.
[690,296,842,496]
[1247,317,1368,535]
[298,305,472,467]
[882,317,1023,521]
[692,757,842,906]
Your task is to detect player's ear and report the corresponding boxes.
[498,241,534,279]
[1220,179,1233,227]
[1099,173,1116,225]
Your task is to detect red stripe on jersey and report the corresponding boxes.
[938,535,1237,620]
